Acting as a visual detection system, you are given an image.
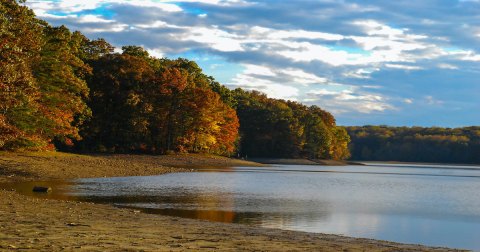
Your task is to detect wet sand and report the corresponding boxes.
[0,152,462,251]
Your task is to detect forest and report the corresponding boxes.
[0,0,350,160]
[347,126,480,164]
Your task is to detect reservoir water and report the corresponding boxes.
[8,163,480,250]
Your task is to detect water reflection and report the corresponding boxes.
[3,163,480,250]
[0,180,76,201]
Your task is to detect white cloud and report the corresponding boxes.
[181,27,244,52]
[437,63,458,70]
[306,88,394,114]
[158,0,254,6]
[425,95,444,105]
[227,64,334,101]
[354,20,405,37]
[308,89,339,96]
[344,68,380,79]
[250,26,344,41]
[233,64,328,87]
[83,23,129,33]
[122,1,182,12]
[136,21,173,29]
[460,53,480,61]
[147,48,165,58]
[242,64,276,77]
[27,0,182,13]
[78,15,114,23]
[280,69,327,84]
[385,64,423,70]
[229,73,299,100]
[277,42,369,66]
[362,85,383,89]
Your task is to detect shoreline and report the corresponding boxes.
[0,152,461,251]
[249,157,364,166]
[359,160,480,167]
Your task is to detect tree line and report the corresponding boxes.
[347,126,480,164]
[0,0,350,159]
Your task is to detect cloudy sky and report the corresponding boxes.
[26,0,480,127]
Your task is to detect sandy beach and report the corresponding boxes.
[0,152,462,251]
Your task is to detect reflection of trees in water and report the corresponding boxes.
[4,180,333,228]
[247,198,332,229]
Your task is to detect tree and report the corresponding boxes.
[330,127,351,160]
[1,0,44,149]
[176,88,239,155]
[224,89,348,159]
[33,25,91,147]
[346,126,480,163]
[302,112,332,159]
[81,53,156,152]
[122,45,150,58]
[77,35,114,62]
[80,53,240,155]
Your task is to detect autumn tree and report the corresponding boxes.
[0,0,43,149]
[0,1,99,150]
[80,53,239,155]
[302,111,332,159]
[33,25,91,147]
[80,53,156,152]
[177,88,239,154]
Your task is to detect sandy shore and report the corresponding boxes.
[0,152,462,251]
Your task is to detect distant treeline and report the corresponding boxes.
[347,126,480,164]
[0,1,349,159]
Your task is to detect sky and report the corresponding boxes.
[25,0,480,127]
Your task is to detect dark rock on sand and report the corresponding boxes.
[32,186,52,193]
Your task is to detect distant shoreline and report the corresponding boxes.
[249,157,364,166]
[356,160,480,167]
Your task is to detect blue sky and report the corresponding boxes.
[26,0,480,127]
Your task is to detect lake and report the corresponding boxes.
[8,163,480,250]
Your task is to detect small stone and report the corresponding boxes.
[32,186,52,193]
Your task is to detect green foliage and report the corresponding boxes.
[34,25,91,144]
[77,34,114,62]
[122,45,150,58]
[347,126,480,163]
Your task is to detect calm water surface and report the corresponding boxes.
[8,163,480,250]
